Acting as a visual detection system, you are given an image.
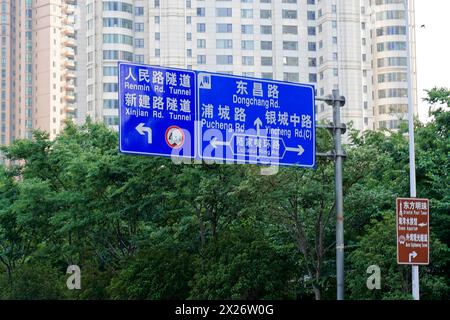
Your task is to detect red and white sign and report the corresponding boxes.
[396,198,429,265]
[165,126,185,149]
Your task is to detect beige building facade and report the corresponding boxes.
[1,0,417,149]
[0,0,76,148]
[76,0,417,134]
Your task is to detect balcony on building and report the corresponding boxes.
[64,70,76,79]
[62,15,75,26]
[64,93,76,102]
[65,80,76,91]
[63,37,76,48]
[64,5,76,15]
[65,104,76,113]
[64,58,76,70]
[62,47,75,58]
[62,25,75,37]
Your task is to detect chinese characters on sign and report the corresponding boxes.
[396,198,430,265]
[197,72,315,167]
[119,63,196,158]
[119,62,316,167]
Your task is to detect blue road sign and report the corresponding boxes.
[119,62,196,158]
[197,72,315,167]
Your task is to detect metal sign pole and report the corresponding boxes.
[332,90,346,300]
[404,0,419,300]
[316,91,346,300]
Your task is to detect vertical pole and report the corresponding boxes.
[404,0,419,300]
[333,89,345,300]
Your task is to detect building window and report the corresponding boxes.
[260,9,271,19]
[197,55,206,64]
[241,9,253,18]
[197,7,206,17]
[242,56,254,65]
[241,25,254,34]
[260,25,272,34]
[307,26,316,36]
[216,55,233,65]
[197,23,206,32]
[135,23,144,32]
[260,41,272,50]
[103,66,118,76]
[283,56,298,66]
[242,40,254,50]
[261,56,273,66]
[284,72,299,82]
[283,25,298,35]
[282,10,297,19]
[104,99,119,109]
[103,2,133,14]
[216,7,231,17]
[134,54,144,63]
[217,23,232,33]
[104,116,119,126]
[135,7,144,16]
[217,39,233,49]
[103,18,133,29]
[197,39,206,48]
[308,42,316,51]
[134,38,144,48]
[103,83,118,92]
[283,41,298,50]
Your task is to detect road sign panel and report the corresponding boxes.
[119,62,196,158]
[396,198,430,265]
[197,72,315,167]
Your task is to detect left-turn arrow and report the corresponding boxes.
[136,123,152,144]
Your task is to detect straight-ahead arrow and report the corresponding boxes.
[285,145,305,156]
[136,123,152,144]
[210,137,230,148]
[409,251,418,263]
[254,117,263,136]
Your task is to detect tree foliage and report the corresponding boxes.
[0,89,448,300]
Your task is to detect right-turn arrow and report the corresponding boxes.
[409,251,418,263]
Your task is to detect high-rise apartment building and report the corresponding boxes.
[76,0,420,135]
[0,0,77,147]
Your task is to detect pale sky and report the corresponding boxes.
[415,0,450,122]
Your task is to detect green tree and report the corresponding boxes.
[348,213,449,300]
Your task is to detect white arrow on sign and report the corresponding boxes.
[418,223,428,227]
[210,137,230,148]
[254,117,263,136]
[409,251,418,263]
[286,145,305,156]
[136,123,152,144]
